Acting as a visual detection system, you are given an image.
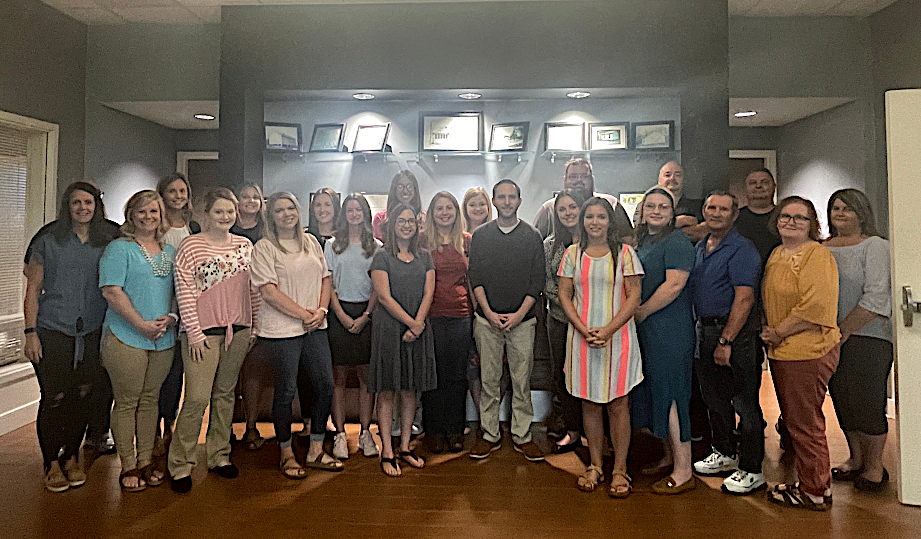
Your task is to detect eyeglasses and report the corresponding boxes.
[395,218,417,226]
[778,213,811,224]
[395,184,414,192]
[566,173,592,181]
[643,203,671,212]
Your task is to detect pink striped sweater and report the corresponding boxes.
[174,234,261,346]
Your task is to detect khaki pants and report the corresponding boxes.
[101,329,174,471]
[474,315,536,444]
[168,330,250,478]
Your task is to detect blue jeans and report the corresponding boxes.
[695,323,765,474]
[263,331,334,447]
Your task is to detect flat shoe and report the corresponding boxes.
[140,463,164,487]
[210,464,239,479]
[303,453,344,472]
[577,465,603,493]
[119,469,147,493]
[831,466,863,482]
[652,475,696,495]
[280,456,308,480]
[608,471,632,498]
[380,457,401,477]
[398,450,425,469]
[854,469,889,492]
[769,483,828,511]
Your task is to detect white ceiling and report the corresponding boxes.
[43,0,903,25]
[104,100,219,129]
[729,97,855,127]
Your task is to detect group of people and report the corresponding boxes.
[24,159,893,512]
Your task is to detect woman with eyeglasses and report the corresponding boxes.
[372,170,425,242]
[369,203,436,477]
[825,189,892,493]
[23,181,120,492]
[761,196,841,511]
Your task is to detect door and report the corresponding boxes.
[729,150,777,206]
[885,89,921,506]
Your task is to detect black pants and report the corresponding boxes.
[829,335,893,436]
[546,316,582,434]
[33,328,102,469]
[157,345,184,425]
[422,317,471,437]
[695,324,765,473]
[84,366,113,446]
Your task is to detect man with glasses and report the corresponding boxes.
[468,180,546,463]
[689,190,766,495]
[533,158,632,240]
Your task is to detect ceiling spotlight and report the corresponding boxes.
[566,91,591,99]
[734,111,757,118]
[458,92,482,100]
[352,93,375,100]
[194,114,215,121]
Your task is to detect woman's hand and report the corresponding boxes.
[138,319,169,341]
[348,313,369,334]
[302,309,325,332]
[587,326,615,348]
[189,339,210,362]
[24,333,42,364]
[408,320,425,338]
[402,329,418,342]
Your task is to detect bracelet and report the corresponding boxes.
[168,313,180,323]
[319,307,329,316]
[362,311,371,318]
[24,327,36,335]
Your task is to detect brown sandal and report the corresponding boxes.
[578,465,603,492]
[608,471,632,498]
[280,456,308,480]
[140,463,164,487]
[119,468,147,492]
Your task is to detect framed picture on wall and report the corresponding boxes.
[633,121,675,150]
[588,122,629,150]
[420,112,482,152]
[309,123,345,152]
[488,122,529,152]
[265,122,302,152]
[544,122,585,151]
[352,123,391,152]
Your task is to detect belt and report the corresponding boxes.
[698,316,729,326]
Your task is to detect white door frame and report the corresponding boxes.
[177,151,218,178]
[0,110,58,436]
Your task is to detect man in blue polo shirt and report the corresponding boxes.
[689,190,765,495]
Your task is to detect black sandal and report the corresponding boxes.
[398,450,425,469]
[380,457,401,477]
[769,483,828,511]
[119,468,147,492]
[140,463,164,487]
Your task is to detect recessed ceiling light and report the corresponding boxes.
[352,93,375,100]
[566,91,591,99]
[734,111,757,117]
[458,92,482,100]
[194,114,215,121]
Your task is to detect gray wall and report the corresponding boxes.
[0,0,86,195]
[176,130,219,153]
[84,23,221,218]
[222,1,729,201]
[729,127,779,150]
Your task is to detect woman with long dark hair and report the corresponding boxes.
[369,203,437,476]
[23,181,120,492]
[326,193,381,460]
[825,189,892,492]
[558,197,644,497]
[372,170,424,241]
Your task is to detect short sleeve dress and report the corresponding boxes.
[368,249,437,393]
[630,229,696,441]
[558,243,644,403]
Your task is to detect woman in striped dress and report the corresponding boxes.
[558,197,644,498]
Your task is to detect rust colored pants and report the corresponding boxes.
[769,342,840,497]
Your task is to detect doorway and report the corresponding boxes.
[729,150,777,206]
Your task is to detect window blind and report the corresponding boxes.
[0,125,28,366]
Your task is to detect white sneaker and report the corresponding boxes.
[693,449,739,476]
[332,432,349,460]
[359,430,379,457]
[721,470,767,495]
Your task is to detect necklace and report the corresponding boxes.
[138,242,173,277]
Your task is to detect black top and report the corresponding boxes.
[675,197,704,222]
[230,222,264,245]
[734,206,780,266]
[467,220,545,318]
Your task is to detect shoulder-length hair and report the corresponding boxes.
[121,190,169,243]
[53,181,111,247]
[264,191,313,254]
[156,172,193,225]
[425,191,464,253]
[307,187,341,233]
[770,196,822,241]
[236,183,266,230]
[550,188,587,254]
[462,186,492,232]
[578,197,622,265]
[387,170,422,214]
[635,186,678,248]
[383,203,421,257]
[332,193,377,258]
[827,188,881,238]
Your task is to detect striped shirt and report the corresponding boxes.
[174,234,261,346]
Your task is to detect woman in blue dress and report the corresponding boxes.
[631,186,697,494]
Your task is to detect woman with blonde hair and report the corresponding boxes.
[99,190,178,491]
[232,183,267,245]
[252,192,341,478]
[421,191,472,453]
[462,187,492,232]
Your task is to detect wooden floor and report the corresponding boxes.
[1,372,919,539]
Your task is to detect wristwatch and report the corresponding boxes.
[718,336,732,346]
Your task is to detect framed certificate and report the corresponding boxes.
[309,123,345,152]
[420,112,483,152]
[544,122,585,152]
[352,123,391,152]
[588,122,629,150]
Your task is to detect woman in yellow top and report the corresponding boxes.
[761,196,840,511]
